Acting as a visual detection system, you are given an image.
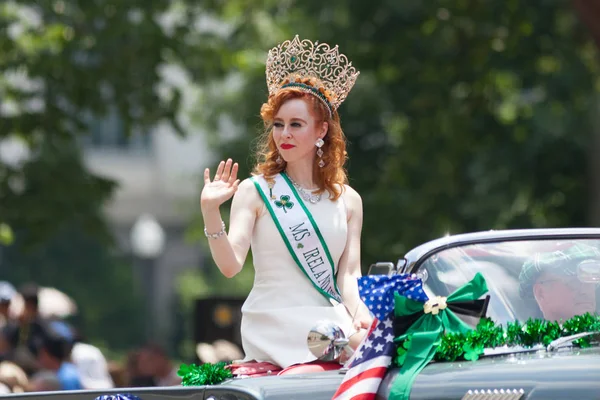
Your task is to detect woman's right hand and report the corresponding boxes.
[201,159,240,211]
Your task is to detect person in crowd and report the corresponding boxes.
[519,242,599,321]
[0,325,15,363]
[10,283,46,375]
[136,343,180,387]
[0,360,29,393]
[67,327,114,390]
[34,321,82,390]
[27,370,61,392]
[107,361,127,388]
[125,350,155,387]
[0,281,16,329]
[200,35,372,373]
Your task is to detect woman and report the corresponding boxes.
[200,36,372,371]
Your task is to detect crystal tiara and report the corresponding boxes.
[266,35,360,114]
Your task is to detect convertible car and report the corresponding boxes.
[4,228,600,400]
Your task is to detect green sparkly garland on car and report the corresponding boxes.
[394,312,600,366]
[178,362,233,386]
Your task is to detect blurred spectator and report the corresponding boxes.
[125,350,155,387]
[71,341,114,390]
[35,322,82,390]
[137,344,181,386]
[11,283,46,375]
[0,281,16,328]
[0,361,29,393]
[28,371,61,392]
[197,339,244,364]
[17,283,41,325]
[57,325,115,390]
[195,342,218,364]
[0,326,15,363]
[213,339,244,362]
[107,361,127,388]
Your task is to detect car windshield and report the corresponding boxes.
[416,238,600,324]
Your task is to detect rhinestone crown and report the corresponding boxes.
[266,35,360,112]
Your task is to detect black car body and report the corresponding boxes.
[4,228,600,400]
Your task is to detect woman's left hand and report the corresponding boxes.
[347,318,373,350]
[353,319,372,332]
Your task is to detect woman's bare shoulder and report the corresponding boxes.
[233,177,265,215]
[238,177,259,190]
[232,177,262,203]
[342,184,362,204]
[340,184,363,220]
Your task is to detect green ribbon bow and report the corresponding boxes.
[390,272,489,400]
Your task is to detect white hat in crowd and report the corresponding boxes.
[71,342,114,390]
[0,282,16,303]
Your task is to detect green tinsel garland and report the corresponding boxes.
[394,313,600,366]
[178,362,233,386]
[437,312,600,362]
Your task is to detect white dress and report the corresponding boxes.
[241,178,353,368]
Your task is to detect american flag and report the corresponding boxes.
[332,274,428,400]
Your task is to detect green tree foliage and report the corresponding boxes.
[0,0,197,349]
[0,223,13,245]
[191,0,600,264]
[0,0,193,246]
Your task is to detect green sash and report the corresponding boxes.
[251,173,343,304]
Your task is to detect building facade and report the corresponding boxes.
[83,107,212,346]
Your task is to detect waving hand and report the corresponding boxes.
[201,159,240,211]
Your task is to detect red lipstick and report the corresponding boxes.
[280,144,295,150]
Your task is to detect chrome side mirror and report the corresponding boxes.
[307,320,352,362]
[367,262,395,276]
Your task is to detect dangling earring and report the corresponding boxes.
[315,138,325,168]
[276,154,283,164]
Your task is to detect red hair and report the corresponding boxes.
[252,78,348,200]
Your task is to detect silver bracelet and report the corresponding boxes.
[204,220,226,239]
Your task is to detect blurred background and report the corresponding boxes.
[0,0,599,392]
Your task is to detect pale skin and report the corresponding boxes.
[533,271,596,321]
[201,98,373,351]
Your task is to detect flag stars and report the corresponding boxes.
[356,274,428,321]
[354,348,363,360]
